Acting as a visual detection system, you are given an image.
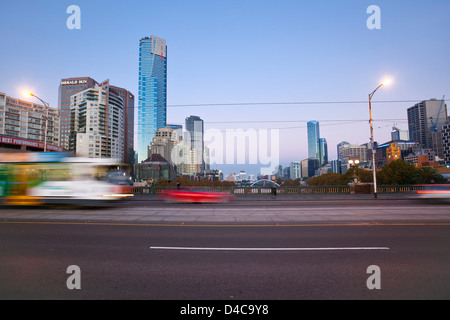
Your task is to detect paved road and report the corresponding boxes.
[0,222,449,300]
[0,198,449,225]
[1,199,449,302]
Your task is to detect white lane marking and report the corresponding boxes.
[149,246,390,251]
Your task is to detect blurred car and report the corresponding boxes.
[414,184,450,203]
[159,187,234,203]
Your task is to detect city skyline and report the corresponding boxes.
[1,0,449,175]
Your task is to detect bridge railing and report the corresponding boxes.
[130,185,423,195]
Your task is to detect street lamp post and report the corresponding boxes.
[368,79,391,199]
[24,91,49,152]
[348,158,360,184]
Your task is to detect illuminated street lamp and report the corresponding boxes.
[368,79,391,198]
[348,159,360,167]
[348,158,360,184]
[23,90,49,152]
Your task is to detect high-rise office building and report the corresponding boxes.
[407,99,448,150]
[391,126,409,141]
[167,124,183,137]
[307,120,328,167]
[137,36,168,163]
[109,84,135,165]
[307,121,320,160]
[185,115,204,174]
[318,137,328,166]
[185,116,204,154]
[69,82,125,160]
[338,143,369,163]
[301,158,319,178]
[59,77,98,149]
[331,159,342,174]
[337,141,350,159]
[59,77,134,163]
[290,161,302,180]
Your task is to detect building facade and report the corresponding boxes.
[404,149,436,167]
[149,126,181,165]
[307,121,328,167]
[69,82,125,160]
[0,91,61,151]
[109,84,135,164]
[337,141,350,159]
[407,99,448,150]
[338,143,369,163]
[330,159,342,174]
[391,126,409,141]
[307,121,320,160]
[290,161,301,180]
[282,167,290,180]
[134,153,177,182]
[441,123,450,162]
[318,137,328,166]
[59,77,98,149]
[386,142,401,164]
[301,158,319,179]
[185,115,204,173]
[375,140,419,168]
[59,77,134,164]
[137,36,168,163]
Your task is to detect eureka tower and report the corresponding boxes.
[137,36,167,163]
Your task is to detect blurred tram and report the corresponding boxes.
[0,152,133,206]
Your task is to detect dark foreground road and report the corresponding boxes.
[1,220,449,300]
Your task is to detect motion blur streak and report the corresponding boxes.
[0,152,133,206]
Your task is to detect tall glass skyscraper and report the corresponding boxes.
[185,115,205,173]
[318,137,328,166]
[307,121,320,160]
[137,36,167,163]
[308,121,328,167]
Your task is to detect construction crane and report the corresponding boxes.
[431,95,446,133]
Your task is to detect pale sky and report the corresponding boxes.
[1,0,449,175]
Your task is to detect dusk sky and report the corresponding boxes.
[1,0,449,176]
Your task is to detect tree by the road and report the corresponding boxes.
[376,160,416,185]
[412,166,446,184]
[307,160,446,186]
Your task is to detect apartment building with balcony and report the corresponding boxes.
[0,91,61,152]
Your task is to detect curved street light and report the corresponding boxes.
[23,90,50,152]
[368,79,391,199]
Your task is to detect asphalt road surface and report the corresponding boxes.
[0,198,449,225]
[0,199,449,302]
